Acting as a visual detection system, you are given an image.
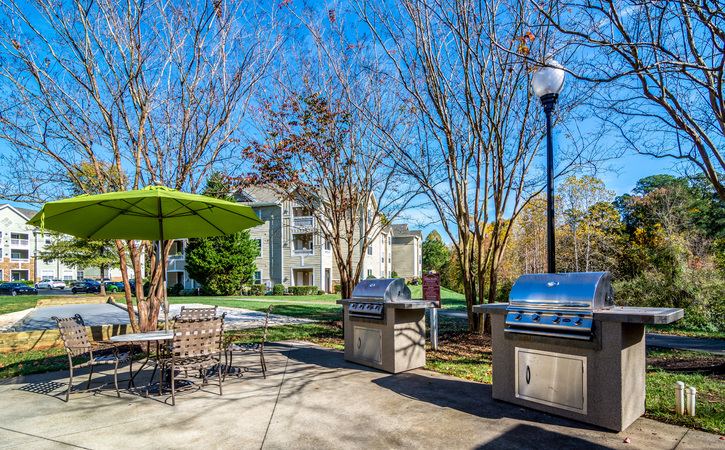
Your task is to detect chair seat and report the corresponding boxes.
[92,352,133,364]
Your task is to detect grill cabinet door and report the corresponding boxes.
[515,348,587,414]
[353,326,382,364]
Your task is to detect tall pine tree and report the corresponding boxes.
[184,173,259,295]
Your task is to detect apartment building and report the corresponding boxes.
[0,204,138,282]
[389,224,423,278]
[0,204,77,282]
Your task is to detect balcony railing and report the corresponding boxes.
[292,248,314,256]
[292,216,314,229]
[10,239,28,246]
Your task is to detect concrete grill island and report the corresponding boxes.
[337,278,436,374]
[338,274,683,432]
[474,272,683,431]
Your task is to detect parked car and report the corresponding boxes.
[71,281,101,294]
[0,282,38,296]
[35,279,66,290]
[105,281,125,292]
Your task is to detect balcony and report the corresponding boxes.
[10,239,29,246]
[292,248,313,257]
[292,216,314,229]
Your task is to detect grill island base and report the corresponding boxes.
[337,300,436,373]
[474,303,683,431]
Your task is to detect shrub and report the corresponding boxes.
[333,284,342,294]
[19,280,35,286]
[288,285,319,295]
[391,271,399,278]
[273,284,286,295]
[250,284,265,296]
[317,290,325,295]
[366,274,377,279]
[168,283,184,296]
[613,269,725,332]
[179,289,198,297]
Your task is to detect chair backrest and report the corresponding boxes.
[172,316,224,359]
[178,306,218,320]
[52,314,91,357]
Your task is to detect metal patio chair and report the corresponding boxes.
[224,305,272,380]
[177,305,218,320]
[148,316,225,406]
[52,314,134,402]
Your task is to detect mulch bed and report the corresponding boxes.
[647,354,725,382]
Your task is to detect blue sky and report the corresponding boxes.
[417,149,682,245]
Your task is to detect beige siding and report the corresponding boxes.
[391,235,421,278]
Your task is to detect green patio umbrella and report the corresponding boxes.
[27,185,263,329]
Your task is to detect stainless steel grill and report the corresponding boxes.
[347,278,412,319]
[505,272,614,340]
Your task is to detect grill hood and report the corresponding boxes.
[508,272,614,312]
[351,278,412,302]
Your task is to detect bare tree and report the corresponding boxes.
[351,0,607,332]
[239,4,420,299]
[537,0,725,201]
[0,0,280,331]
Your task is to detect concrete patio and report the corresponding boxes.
[0,341,722,449]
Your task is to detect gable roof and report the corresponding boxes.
[235,185,284,204]
[0,204,39,222]
[390,223,423,238]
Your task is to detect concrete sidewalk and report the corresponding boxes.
[0,341,722,449]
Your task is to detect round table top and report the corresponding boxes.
[110,331,174,342]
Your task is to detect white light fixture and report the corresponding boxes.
[531,59,566,99]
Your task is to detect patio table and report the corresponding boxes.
[110,331,174,392]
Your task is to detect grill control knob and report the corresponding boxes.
[552,315,560,324]
[514,314,522,321]
[574,317,583,326]
[532,314,540,322]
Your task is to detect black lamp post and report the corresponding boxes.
[531,59,565,274]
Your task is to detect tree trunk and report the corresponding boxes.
[116,239,139,333]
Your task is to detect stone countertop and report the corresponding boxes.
[593,307,683,324]
[336,299,438,309]
[472,303,684,325]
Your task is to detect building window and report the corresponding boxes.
[367,246,373,255]
[367,269,373,278]
[254,270,262,284]
[381,257,385,264]
[254,238,262,258]
[324,240,331,251]
[45,238,52,245]
[388,236,391,245]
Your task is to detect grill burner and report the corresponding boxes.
[347,278,412,319]
[505,272,614,340]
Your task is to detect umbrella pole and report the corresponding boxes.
[159,216,169,332]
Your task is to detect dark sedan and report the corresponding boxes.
[72,281,101,294]
[0,282,38,296]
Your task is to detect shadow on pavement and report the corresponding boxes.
[474,424,614,449]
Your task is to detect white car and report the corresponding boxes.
[35,279,66,290]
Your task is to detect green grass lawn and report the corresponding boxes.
[0,296,43,315]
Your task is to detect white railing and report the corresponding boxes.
[292,216,314,229]
[292,248,314,256]
[11,239,29,246]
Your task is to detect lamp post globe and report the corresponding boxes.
[532,59,565,274]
